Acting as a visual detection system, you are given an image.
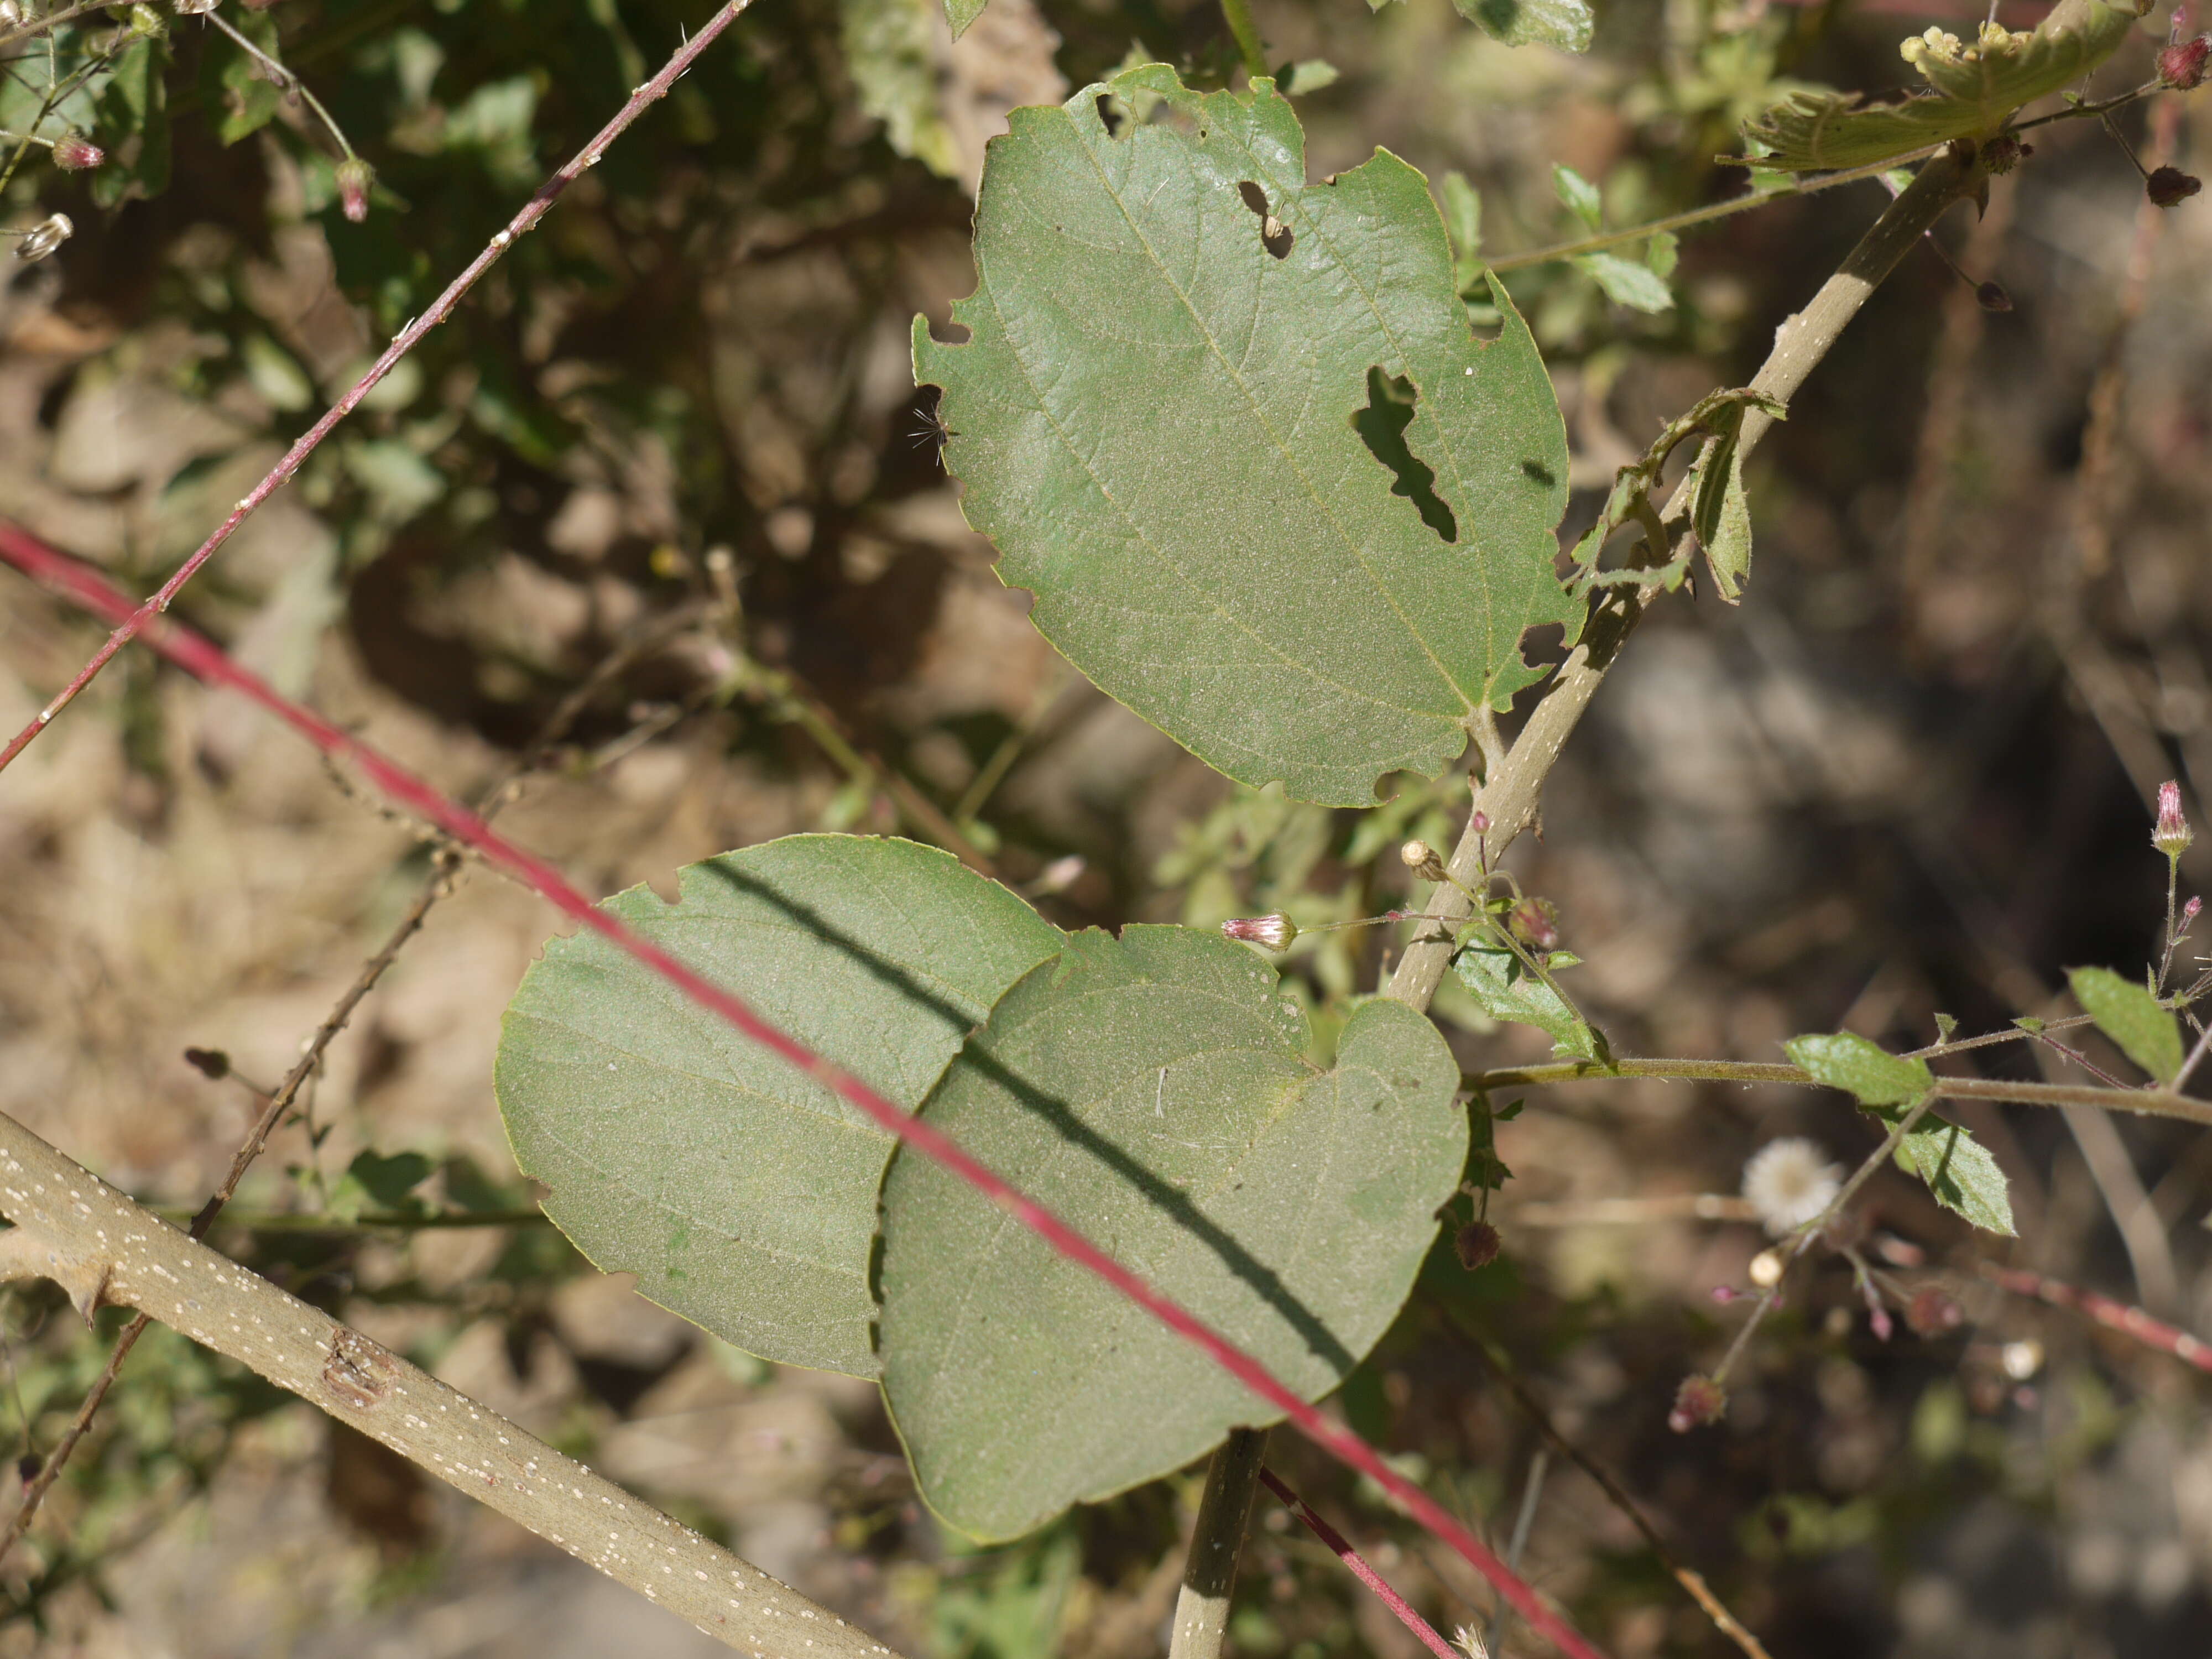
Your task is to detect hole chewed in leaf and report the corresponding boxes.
[1352,367,1457,543]
[1237,179,1294,259]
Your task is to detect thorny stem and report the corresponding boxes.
[1217,0,1269,82]
[0,603,716,1559]
[1256,1467,1462,1659]
[0,1115,904,1659]
[1385,145,1982,1014]
[1710,1093,1941,1386]
[0,528,1613,1659]
[0,0,765,778]
[202,8,356,159]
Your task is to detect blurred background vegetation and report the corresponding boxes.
[2,0,2211,1652]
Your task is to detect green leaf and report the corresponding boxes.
[1452,0,1594,51]
[878,926,1465,1540]
[1440,169,1483,263]
[944,0,987,38]
[216,13,285,145]
[1575,251,1673,313]
[1740,0,2142,171]
[1452,943,1595,1058]
[914,68,1574,806]
[1684,405,1752,602]
[1552,163,1602,231]
[2067,964,2183,1083]
[1645,229,1679,280]
[1785,1032,1933,1107]
[1282,60,1341,95]
[495,835,1062,1377]
[1894,1117,2015,1234]
[91,35,170,208]
[842,0,964,180]
[329,1150,434,1224]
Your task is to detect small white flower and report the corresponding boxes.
[1741,1136,1841,1236]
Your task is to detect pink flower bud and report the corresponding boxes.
[1668,1373,1726,1433]
[1454,1220,1501,1270]
[2156,780,2195,859]
[336,156,374,223]
[1507,896,1560,952]
[1905,1287,1963,1336]
[1869,1304,1893,1342]
[1220,912,1297,952]
[1468,810,1490,835]
[2148,166,2202,210]
[2185,896,2203,924]
[2160,32,2210,88]
[1709,1284,1743,1304]
[51,133,102,171]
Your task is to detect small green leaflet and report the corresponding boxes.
[2067,965,2183,1084]
[1786,1032,1932,1106]
[1684,403,1754,602]
[1552,164,1602,229]
[878,926,1465,1540]
[1787,1032,2011,1232]
[1894,1115,2015,1235]
[495,836,1062,1378]
[1453,943,1597,1059]
[1577,252,1673,313]
[1739,0,2143,172]
[915,66,1575,806]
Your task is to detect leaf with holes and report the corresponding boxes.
[914,65,1574,806]
[877,926,1465,1540]
[495,836,1063,1377]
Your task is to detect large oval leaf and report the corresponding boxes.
[914,65,1573,806]
[877,925,1465,1540]
[495,835,1062,1377]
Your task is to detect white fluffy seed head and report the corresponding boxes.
[1741,1136,1841,1237]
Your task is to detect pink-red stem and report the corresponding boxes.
[1983,1264,2212,1373]
[0,525,1607,1659]
[1258,1466,1464,1659]
[0,0,759,778]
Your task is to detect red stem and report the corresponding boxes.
[1982,1264,2212,1372]
[1258,1466,1465,1659]
[0,525,1609,1659]
[0,0,760,779]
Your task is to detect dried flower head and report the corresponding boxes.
[1747,1247,1784,1287]
[2156,780,2195,860]
[336,156,374,223]
[1452,1626,1489,1659]
[1220,912,1297,952]
[182,1046,231,1080]
[1981,133,2031,175]
[0,2,23,28]
[13,211,70,263]
[1400,839,1446,881]
[1741,1135,1841,1235]
[50,133,102,171]
[171,0,219,13]
[1454,1220,1501,1270]
[1668,1373,1727,1433]
[1905,1287,1963,1337]
[1974,280,2011,313]
[2160,30,2211,88]
[2148,166,2203,210]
